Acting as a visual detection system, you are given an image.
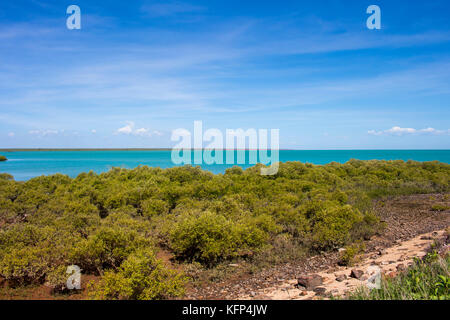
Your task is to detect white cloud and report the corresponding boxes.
[386,126,417,134]
[116,121,135,134]
[368,126,450,136]
[91,129,97,134]
[7,132,15,137]
[29,129,59,136]
[115,121,161,137]
[135,128,149,136]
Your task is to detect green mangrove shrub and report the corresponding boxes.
[89,248,186,300]
[0,160,448,297]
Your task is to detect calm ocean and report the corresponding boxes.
[0,150,449,181]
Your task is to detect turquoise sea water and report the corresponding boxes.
[0,150,449,181]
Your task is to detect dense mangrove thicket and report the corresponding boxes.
[0,160,449,299]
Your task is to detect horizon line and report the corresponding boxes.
[1,148,450,152]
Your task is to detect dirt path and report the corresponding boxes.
[239,229,448,300]
[186,193,450,299]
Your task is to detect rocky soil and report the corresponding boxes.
[240,229,449,300]
[186,193,450,300]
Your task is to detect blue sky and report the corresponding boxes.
[0,0,449,149]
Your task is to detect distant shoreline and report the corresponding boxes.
[0,148,172,152]
[1,148,449,152]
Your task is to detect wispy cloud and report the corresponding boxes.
[116,121,134,135]
[29,129,59,136]
[1,2,450,149]
[141,2,205,17]
[253,31,450,56]
[368,126,450,136]
[115,121,163,137]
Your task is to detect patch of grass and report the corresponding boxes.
[338,242,365,266]
[348,252,449,300]
[431,204,449,212]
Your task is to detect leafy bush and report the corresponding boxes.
[71,225,151,273]
[170,211,268,265]
[307,202,364,250]
[141,198,170,217]
[338,242,365,266]
[0,155,7,161]
[0,224,75,286]
[0,246,51,285]
[89,248,186,300]
[45,265,71,293]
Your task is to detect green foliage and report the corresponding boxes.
[89,248,186,300]
[71,227,147,273]
[170,211,269,265]
[431,204,449,212]
[0,224,75,286]
[0,155,7,161]
[307,202,364,250]
[45,265,70,293]
[349,253,450,300]
[0,246,52,285]
[0,160,449,298]
[141,198,169,217]
[338,242,365,266]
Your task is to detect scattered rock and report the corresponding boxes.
[420,236,433,240]
[350,269,364,279]
[386,271,398,278]
[313,287,327,295]
[297,274,323,290]
[228,264,239,267]
[438,245,449,256]
[396,264,406,271]
[190,198,449,300]
[335,274,347,282]
[330,289,339,294]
